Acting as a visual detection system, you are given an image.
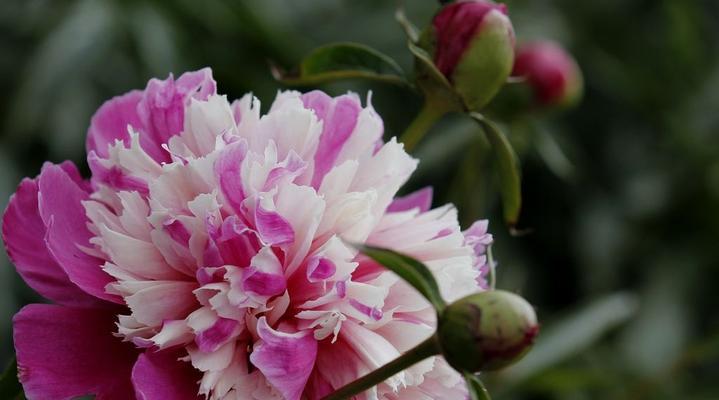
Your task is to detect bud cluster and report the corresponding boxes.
[425,0,582,111]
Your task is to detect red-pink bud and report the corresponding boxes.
[512,41,583,108]
[434,1,509,76]
[431,0,515,110]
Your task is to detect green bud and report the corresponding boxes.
[430,1,516,111]
[437,290,538,372]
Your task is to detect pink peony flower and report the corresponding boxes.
[2,68,493,400]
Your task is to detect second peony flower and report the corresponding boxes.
[2,69,494,400]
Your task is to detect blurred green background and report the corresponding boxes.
[1,0,718,399]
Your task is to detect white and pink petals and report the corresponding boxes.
[147,319,195,350]
[87,90,145,159]
[124,281,198,327]
[301,91,362,188]
[255,94,322,166]
[187,307,242,353]
[231,93,261,134]
[242,247,287,299]
[274,183,326,275]
[349,138,418,232]
[254,195,295,246]
[137,68,217,160]
[463,219,494,288]
[333,94,385,165]
[2,73,493,400]
[388,187,434,213]
[250,317,318,400]
[214,140,249,213]
[174,95,236,158]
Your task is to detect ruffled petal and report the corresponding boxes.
[301,91,362,188]
[86,90,144,159]
[250,317,318,400]
[13,304,137,400]
[138,69,217,161]
[215,140,249,213]
[132,349,202,400]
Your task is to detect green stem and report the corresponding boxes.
[400,100,450,152]
[321,335,442,400]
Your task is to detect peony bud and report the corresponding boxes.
[511,41,583,108]
[431,0,515,111]
[437,290,538,372]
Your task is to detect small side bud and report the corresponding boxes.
[437,290,538,372]
[430,0,515,111]
[511,41,583,109]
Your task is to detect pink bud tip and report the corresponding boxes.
[433,0,511,77]
[512,41,582,106]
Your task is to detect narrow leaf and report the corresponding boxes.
[395,6,420,43]
[465,372,492,400]
[272,42,408,87]
[0,358,23,400]
[471,114,522,227]
[407,41,454,93]
[355,244,446,312]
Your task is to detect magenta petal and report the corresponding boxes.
[2,178,102,307]
[195,317,238,353]
[301,91,332,121]
[215,140,249,213]
[306,257,336,282]
[254,204,294,246]
[13,304,138,400]
[242,268,287,297]
[302,92,361,188]
[38,163,121,304]
[86,90,144,159]
[132,350,201,400]
[250,317,318,400]
[138,69,217,160]
[387,186,433,213]
[210,215,261,267]
[58,160,93,192]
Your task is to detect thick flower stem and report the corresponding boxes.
[400,100,450,153]
[321,335,442,400]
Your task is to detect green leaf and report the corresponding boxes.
[465,372,492,400]
[0,358,23,400]
[271,42,408,87]
[501,292,639,384]
[354,244,446,312]
[471,114,523,228]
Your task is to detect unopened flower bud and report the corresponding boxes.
[438,290,538,372]
[511,41,583,108]
[431,0,515,111]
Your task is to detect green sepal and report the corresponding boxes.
[471,113,523,228]
[464,372,492,400]
[354,244,447,313]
